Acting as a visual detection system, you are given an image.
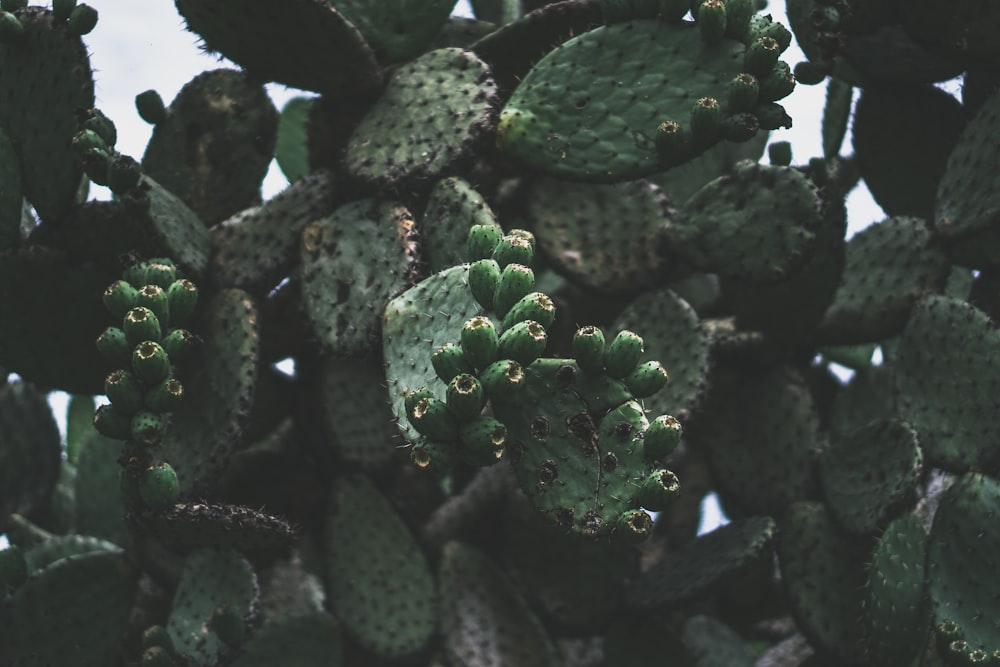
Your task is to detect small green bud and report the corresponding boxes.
[468,258,501,311]
[638,469,681,511]
[614,509,653,544]
[721,112,760,142]
[0,545,28,589]
[697,0,727,43]
[72,128,108,155]
[161,328,196,364]
[624,360,669,398]
[123,306,162,346]
[408,395,458,441]
[136,284,170,327]
[66,3,97,35]
[403,387,435,423]
[457,416,507,466]
[135,90,167,125]
[751,16,791,50]
[461,316,500,370]
[768,140,792,166]
[145,377,183,412]
[605,330,644,378]
[492,234,534,269]
[644,414,682,460]
[727,73,759,113]
[166,279,198,324]
[107,154,142,194]
[508,229,536,251]
[493,263,535,317]
[143,259,178,288]
[138,462,179,511]
[446,373,485,421]
[96,326,130,366]
[573,326,606,374]
[131,409,168,446]
[432,343,472,384]
[81,109,117,149]
[501,292,556,331]
[103,280,139,318]
[104,369,144,414]
[78,147,110,186]
[498,320,547,366]
[411,439,455,473]
[467,223,503,261]
[744,36,781,76]
[793,60,829,85]
[656,120,692,168]
[758,61,795,102]
[132,340,171,384]
[480,359,525,399]
[52,0,76,22]
[93,403,132,440]
[0,11,24,43]
[690,97,722,143]
[753,102,792,130]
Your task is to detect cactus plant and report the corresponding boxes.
[2,1,1000,665]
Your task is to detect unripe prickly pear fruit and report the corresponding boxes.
[123,307,162,346]
[498,320,547,366]
[409,395,458,441]
[103,280,139,319]
[508,229,536,251]
[493,263,535,317]
[145,377,184,412]
[467,224,503,260]
[698,0,727,42]
[404,387,435,422]
[131,409,168,446]
[446,373,485,421]
[480,359,525,399]
[105,369,144,415]
[138,462,179,511]
[166,279,197,324]
[135,90,167,125]
[432,343,473,384]
[136,285,170,327]
[691,97,722,143]
[728,73,759,113]
[639,469,681,511]
[67,3,97,35]
[72,128,108,155]
[492,234,534,269]
[461,316,500,370]
[625,361,669,398]
[94,403,132,440]
[722,112,760,141]
[107,154,142,194]
[141,625,175,655]
[161,328,196,363]
[132,341,171,384]
[656,120,691,166]
[745,36,781,76]
[759,62,795,102]
[52,0,76,21]
[457,416,507,466]
[644,415,682,461]
[753,102,792,130]
[96,326,130,365]
[469,259,501,311]
[751,18,791,50]
[125,259,176,289]
[81,109,117,148]
[573,326,606,374]
[411,439,455,473]
[605,330,643,378]
[501,292,556,330]
[615,509,653,544]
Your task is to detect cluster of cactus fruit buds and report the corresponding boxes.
[93,258,197,512]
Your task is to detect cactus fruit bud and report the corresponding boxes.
[107,154,142,194]
[656,120,691,167]
[467,224,503,261]
[96,326,130,365]
[52,0,76,22]
[141,625,175,655]
[624,360,669,398]
[769,140,792,166]
[639,469,681,511]
[469,258,501,310]
[408,395,458,440]
[136,285,170,327]
[411,439,455,473]
[605,330,644,378]
[78,147,110,185]
[508,229,536,251]
[690,97,722,143]
[103,280,139,318]
[0,545,27,589]
[644,415,682,460]
[751,18,792,51]
[105,369,144,414]
[140,646,173,667]
[143,259,178,288]
[66,3,97,35]
[745,36,781,76]
[727,73,759,113]
[721,112,760,142]
[498,320,547,366]
[432,343,473,384]
[501,292,556,330]
[758,61,795,102]
[615,509,653,544]
[138,462,180,511]
[793,60,829,85]
[135,90,167,125]
[161,328,196,363]
[404,387,435,421]
[753,102,792,130]
[493,263,535,317]
[0,12,24,43]
[573,326,607,374]
[94,403,132,440]
[72,128,108,155]
[166,279,198,324]
[492,234,534,269]
[480,359,525,399]
[145,377,184,412]
[131,409,168,446]
[461,316,500,370]
[457,416,507,466]
[123,307,162,346]
[446,373,485,421]
[698,0,727,42]
[81,109,117,148]
[132,341,171,384]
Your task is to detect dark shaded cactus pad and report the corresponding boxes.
[131,502,295,553]
[334,0,458,62]
[230,612,342,667]
[421,177,501,273]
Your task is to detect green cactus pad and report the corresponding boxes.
[128,176,212,280]
[0,550,137,667]
[439,541,561,667]
[935,89,1000,268]
[853,84,965,221]
[818,216,951,344]
[210,170,337,295]
[903,0,1000,69]
[669,161,822,282]
[626,515,776,610]
[927,473,1000,656]
[74,432,128,545]
[524,177,672,293]
[22,533,121,573]
[777,501,871,666]
[334,0,457,62]
[828,364,896,441]
[693,367,822,518]
[274,96,312,184]
[174,0,381,98]
[131,502,296,553]
[323,475,436,657]
[230,612,342,667]
[384,265,483,443]
[820,418,923,535]
[864,512,930,666]
[422,177,501,273]
[0,6,93,221]
[894,295,1000,472]
[496,18,792,181]
[141,69,278,226]
[301,199,419,356]
[344,48,498,189]
[0,380,61,533]
[682,615,758,667]
[159,288,259,497]
[167,548,259,667]
[612,288,709,421]
[0,127,20,250]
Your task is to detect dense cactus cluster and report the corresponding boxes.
[2,0,1000,665]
